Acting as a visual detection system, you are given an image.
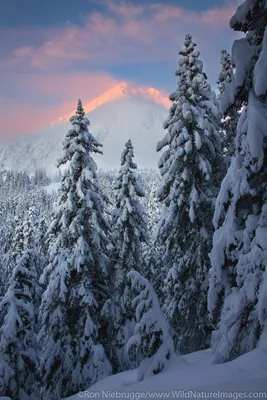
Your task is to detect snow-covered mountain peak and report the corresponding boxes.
[49,82,170,127]
[0,81,170,173]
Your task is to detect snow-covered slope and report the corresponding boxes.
[0,82,170,173]
[65,348,267,400]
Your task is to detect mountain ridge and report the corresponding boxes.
[48,81,171,128]
[0,82,170,173]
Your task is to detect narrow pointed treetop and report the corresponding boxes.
[114,140,148,262]
[157,33,222,225]
[112,138,149,279]
[120,139,137,169]
[59,99,103,170]
[74,99,85,120]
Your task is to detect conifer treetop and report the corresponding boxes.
[120,139,137,170]
[173,34,205,99]
[59,99,103,169]
[157,33,221,209]
[116,140,145,199]
[111,140,148,273]
[75,99,85,120]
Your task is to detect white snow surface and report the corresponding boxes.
[65,348,267,399]
[0,82,169,174]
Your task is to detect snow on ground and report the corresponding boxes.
[65,348,267,399]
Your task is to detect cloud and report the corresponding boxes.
[4,1,240,69]
[13,46,34,58]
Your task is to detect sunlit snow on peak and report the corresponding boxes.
[49,82,170,128]
[0,82,170,173]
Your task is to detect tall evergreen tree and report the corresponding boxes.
[102,140,149,373]
[39,100,111,400]
[208,0,267,363]
[156,34,223,353]
[112,140,149,274]
[0,249,39,400]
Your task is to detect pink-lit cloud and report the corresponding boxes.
[7,1,241,69]
[13,46,34,58]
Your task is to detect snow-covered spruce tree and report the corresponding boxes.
[102,140,149,373]
[156,34,223,353]
[126,271,174,381]
[217,50,239,159]
[112,140,148,274]
[39,100,111,400]
[0,249,39,400]
[208,1,267,363]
